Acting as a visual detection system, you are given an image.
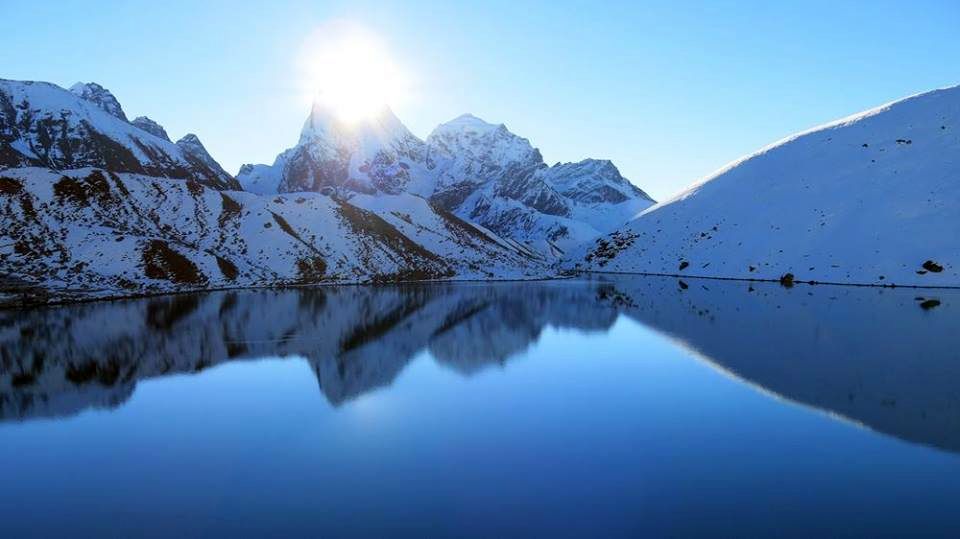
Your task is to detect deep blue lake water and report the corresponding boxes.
[2,276,960,537]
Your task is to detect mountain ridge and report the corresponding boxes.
[238,100,656,256]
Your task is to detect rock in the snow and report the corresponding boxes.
[132,116,171,141]
[238,104,655,257]
[69,82,128,121]
[0,79,238,190]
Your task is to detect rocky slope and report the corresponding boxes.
[0,79,550,304]
[0,79,239,190]
[425,114,655,255]
[238,105,655,257]
[0,167,545,305]
[572,85,960,287]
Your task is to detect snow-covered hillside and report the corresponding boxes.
[238,104,655,257]
[572,85,960,287]
[0,79,555,304]
[0,167,545,305]
[0,79,238,190]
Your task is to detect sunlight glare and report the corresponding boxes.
[299,24,411,124]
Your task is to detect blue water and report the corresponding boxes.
[2,277,960,537]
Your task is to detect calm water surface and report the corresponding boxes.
[2,276,960,537]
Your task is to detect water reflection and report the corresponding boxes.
[2,277,958,453]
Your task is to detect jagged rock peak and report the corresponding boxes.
[299,100,417,152]
[176,133,218,168]
[132,116,170,141]
[541,158,655,205]
[69,82,127,122]
[436,113,503,133]
[429,113,514,140]
[176,133,205,151]
[427,112,541,165]
[176,133,239,190]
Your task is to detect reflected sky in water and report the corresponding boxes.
[2,277,960,537]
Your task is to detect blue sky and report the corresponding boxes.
[2,0,958,199]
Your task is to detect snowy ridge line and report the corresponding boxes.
[646,85,959,213]
[237,98,655,257]
[572,83,960,287]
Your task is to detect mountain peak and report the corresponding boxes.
[69,82,127,122]
[175,133,239,190]
[296,99,422,169]
[430,113,504,138]
[427,113,539,169]
[300,100,412,146]
[176,133,213,160]
[132,116,170,141]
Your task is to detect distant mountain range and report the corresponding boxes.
[237,102,654,256]
[1,77,958,304]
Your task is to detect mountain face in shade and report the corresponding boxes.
[175,133,235,188]
[570,84,960,287]
[69,82,128,121]
[0,79,239,190]
[131,116,170,141]
[239,103,434,197]
[238,104,655,257]
[425,114,655,256]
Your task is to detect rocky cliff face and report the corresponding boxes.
[238,106,655,256]
[131,116,170,141]
[240,103,435,196]
[425,115,655,255]
[0,79,239,190]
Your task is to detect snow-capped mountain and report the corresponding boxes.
[0,79,239,190]
[238,104,655,256]
[239,103,434,196]
[131,116,170,141]
[69,82,127,121]
[0,79,552,304]
[426,114,655,255]
[572,85,960,287]
[0,167,544,305]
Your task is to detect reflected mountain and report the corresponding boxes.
[2,277,959,454]
[0,281,618,419]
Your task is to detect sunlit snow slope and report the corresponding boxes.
[572,85,960,287]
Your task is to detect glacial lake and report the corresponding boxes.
[2,276,960,537]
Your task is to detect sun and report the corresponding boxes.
[299,24,410,124]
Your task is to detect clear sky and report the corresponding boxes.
[2,0,958,200]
